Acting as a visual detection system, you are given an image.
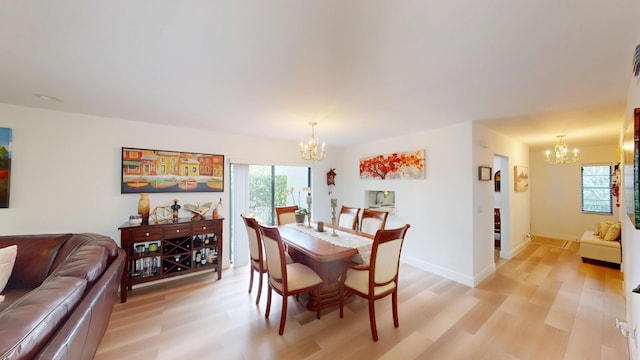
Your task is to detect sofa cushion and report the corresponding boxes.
[580,230,622,265]
[0,288,30,313]
[34,249,125,360]
[0,276,87,360]
[0,245,17,294]
[580,231,621,248]
[604,222,622,241]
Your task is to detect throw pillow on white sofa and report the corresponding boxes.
[603,222,622,241]
[595,221,616,237]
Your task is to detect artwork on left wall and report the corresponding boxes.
[514,165,529,192]
[0,128,11,208]
[121,147,224,194]
[623,108,640,228]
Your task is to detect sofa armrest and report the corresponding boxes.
[50,234,119,274]
[48,246,108,288]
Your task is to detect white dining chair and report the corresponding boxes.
[339,224,410,341]
[258,224,323,335]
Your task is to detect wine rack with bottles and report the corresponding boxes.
[119,217,223,303]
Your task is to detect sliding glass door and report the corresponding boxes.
[248,165,310,225]
[230,163,310,265]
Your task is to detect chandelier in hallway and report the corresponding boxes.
[545,135,579,164]
[299,122,326,161]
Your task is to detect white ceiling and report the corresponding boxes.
[0,1,638,150]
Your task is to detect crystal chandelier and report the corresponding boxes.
[545,135,579,164]
[299,122,326,161]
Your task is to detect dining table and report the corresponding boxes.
[278,222,374,312]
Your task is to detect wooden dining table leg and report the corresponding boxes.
[289,248,347,311]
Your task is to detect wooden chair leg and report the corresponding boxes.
[369,299,378,341]
[265,286,272,318]
[279,295,288,335]
[248,266,254,293]
[339,286,345,318]
[255,271,263,304]
[316,287,321,319]
[392,289,399,327]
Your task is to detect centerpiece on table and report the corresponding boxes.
[288,186,311,224]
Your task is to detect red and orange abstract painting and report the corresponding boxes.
[359,149,425,180]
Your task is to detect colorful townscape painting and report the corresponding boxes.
[121,147,224,193]
[359,149,425,180]
[0,128,11,208]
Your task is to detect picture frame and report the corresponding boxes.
[623,108,640,228]
[514,165,529,192]
[478,166,492,181]
[121,147,224,194]
[0,127,11,208]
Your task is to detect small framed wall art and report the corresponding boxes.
[478,166,492,181]
[514,165,529,192]
[0,127,11,208]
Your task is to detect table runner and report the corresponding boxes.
[285,223,373,264]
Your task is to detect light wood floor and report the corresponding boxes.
[95,241,628,360]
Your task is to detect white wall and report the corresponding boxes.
[1,102,495,288]
[530,144,619,241]
[471,124,498,281]
[336,121,531,286]
[473,124,530,274]
[340,122,477,285]
[0,103,342,270]
[0,101,531,289]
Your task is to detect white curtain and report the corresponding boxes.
[231,164,250,266]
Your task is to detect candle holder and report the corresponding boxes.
[331,203,338,237]
[307,195,312,228]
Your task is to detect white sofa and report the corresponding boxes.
[579,224,621,265]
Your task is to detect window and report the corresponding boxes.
[581,164,612,214]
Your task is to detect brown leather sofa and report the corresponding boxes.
[0,233,125,360]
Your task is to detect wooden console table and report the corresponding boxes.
[118,217,223,303]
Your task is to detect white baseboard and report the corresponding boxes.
[532,232,580,241]
[474,262,496,285]
[401,255,474,287]
[499,238,529,259]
